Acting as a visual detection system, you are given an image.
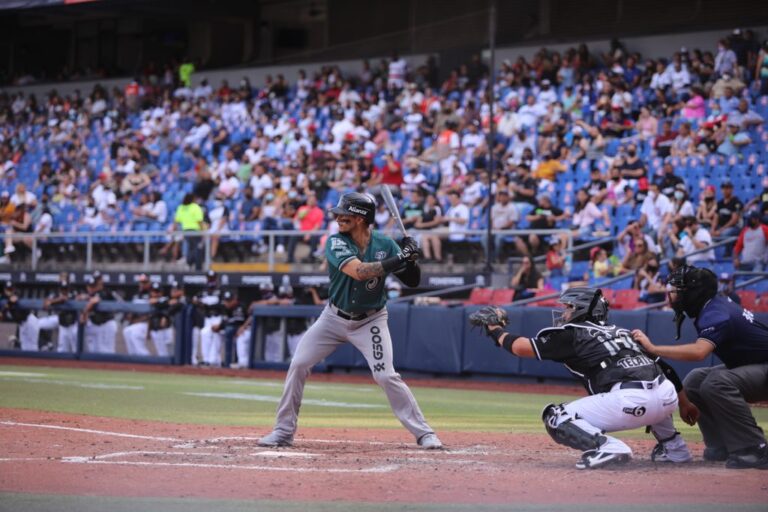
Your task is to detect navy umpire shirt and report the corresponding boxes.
[694,295,768,369]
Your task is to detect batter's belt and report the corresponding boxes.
[329,303,383,321]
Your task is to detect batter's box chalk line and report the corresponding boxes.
[59,450,401,473]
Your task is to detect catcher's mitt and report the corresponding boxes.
[468,306,509,334]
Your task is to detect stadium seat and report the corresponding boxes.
[611,289,642,310]
[489,288,516,305]
[466,287,493,305]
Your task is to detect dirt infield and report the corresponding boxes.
[1,408,767,506]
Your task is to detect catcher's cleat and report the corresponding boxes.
[417,433,443,450]
[257,430,293,447]
[575,449,631,470]
[651,433,692,463]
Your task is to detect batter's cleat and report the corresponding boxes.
[575,449,631,470]
[257,431,293,447]
[703,446,729,462]
[417,433,443,450]
[725,444,768,470]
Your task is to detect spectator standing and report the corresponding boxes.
[733,211,768,271]
[483,189,518,262]
[174,193,205,270]
[414,193,443,263]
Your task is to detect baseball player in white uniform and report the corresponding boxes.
[39,280,79,353]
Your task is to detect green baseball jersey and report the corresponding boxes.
[325,231,400,313]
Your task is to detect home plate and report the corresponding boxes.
[253,451,317,458]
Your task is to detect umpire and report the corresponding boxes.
[633,265,768,469]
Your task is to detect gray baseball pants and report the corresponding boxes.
[684,363,768,453]
[270,305,434,441]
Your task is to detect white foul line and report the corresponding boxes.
[0,421,182,442]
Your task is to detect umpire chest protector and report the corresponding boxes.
[536,321,660,394]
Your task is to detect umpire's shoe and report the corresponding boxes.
[417,433,443,450]
[725,444,768,470]
[575,449,631,470]
[258,430,293,447]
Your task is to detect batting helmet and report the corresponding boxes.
[329,192,376,224]
[553,287,609,326]
[667,264,717,338]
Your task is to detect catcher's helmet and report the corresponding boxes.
[329,192,376,224]
[666,264,717,338]
[553,287,609,326]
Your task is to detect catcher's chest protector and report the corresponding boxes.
[565,322,659,393]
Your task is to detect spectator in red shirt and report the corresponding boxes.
[733,210,768,271]
[370,151,403,195]
[287,192,324,264]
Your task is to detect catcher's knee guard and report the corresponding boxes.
[542,403,606,451]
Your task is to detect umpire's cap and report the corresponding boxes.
[330,192,376,224]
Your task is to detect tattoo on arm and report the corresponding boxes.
[355,262,385,280]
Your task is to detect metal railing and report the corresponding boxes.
[8,227,574,272]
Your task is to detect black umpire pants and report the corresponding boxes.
[684,363,768,453]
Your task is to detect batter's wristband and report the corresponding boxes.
[381,255,405,273]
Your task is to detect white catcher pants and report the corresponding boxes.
[558,376,680,456]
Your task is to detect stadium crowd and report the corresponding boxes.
[0,29,767,295]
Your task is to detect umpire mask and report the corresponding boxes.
[667,265,718,339]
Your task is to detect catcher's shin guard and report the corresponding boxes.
[542,403,606,451]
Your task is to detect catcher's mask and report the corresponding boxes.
[552,287,609,326]
[666,264,717,339]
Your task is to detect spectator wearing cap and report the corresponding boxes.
[718,272,742,304]
[717,119,752,157]
[678,216,715,262]
[640,181,674,238]
[727,99,764,130]
[536,79,558,106]
[657,162,685,198]
[713,181,744,244]
[733,211,768,271]
[483,188,518,262]
[442,190,470,244]
[519,194,567,256]
[600,105,633,139]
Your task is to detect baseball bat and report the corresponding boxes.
[380,185,408,238]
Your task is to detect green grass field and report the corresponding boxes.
[5,363,763,439]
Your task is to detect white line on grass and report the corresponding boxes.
[0,371,48,377]
[184,392,385,408]
[0,421,182,442]
[0,377,144,390]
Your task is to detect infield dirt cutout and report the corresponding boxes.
[1,408,767,506]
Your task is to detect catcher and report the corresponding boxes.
[470,287,695,469]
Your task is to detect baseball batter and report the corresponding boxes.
[258,192,442,449]
[471,287,693,469]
